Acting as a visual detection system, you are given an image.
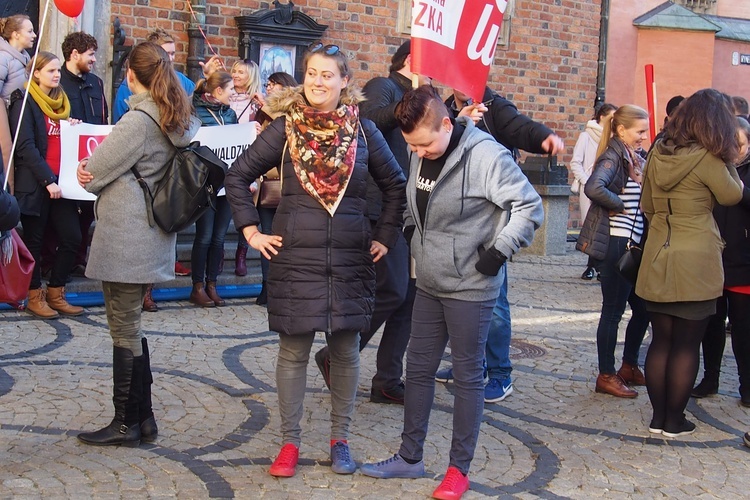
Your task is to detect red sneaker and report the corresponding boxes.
[269,443,299,477]
[432,466,469,500]
[174,262,192,276]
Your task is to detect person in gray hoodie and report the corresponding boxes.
[361,86,543,499]
[75,42,200,448]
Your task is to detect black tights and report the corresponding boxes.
[645,312,708,429]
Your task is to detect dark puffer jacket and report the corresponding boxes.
[714,158,750,287]
[226,87,406,336]
[575,138,630,260]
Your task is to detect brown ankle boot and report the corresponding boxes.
[595,373,638,398]
[26,288,60,319]
[617,362,646,386]
[189,282,215,307]
[142,284,158,312]
[235,246,248,277]
[205,281,226,307]
[46,286,84,316]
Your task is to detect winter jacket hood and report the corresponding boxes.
[649,139,710,191]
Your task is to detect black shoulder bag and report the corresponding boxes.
[131,111,228,233]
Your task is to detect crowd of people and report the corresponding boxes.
[2,14,750,499]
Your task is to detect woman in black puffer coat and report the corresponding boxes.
[225,45,406,477]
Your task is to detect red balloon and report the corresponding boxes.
[54,0,85,18]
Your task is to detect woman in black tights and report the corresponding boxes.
[635,89,744,438]
[692,118,750,407]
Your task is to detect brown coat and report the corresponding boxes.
[635,140,743,303]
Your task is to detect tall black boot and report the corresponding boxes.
[140,338,158,443]
[78,346,143,447]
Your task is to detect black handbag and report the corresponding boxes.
[615,187,645,286]
[131,111,228,233]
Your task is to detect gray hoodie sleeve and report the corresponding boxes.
[483,147,545,258]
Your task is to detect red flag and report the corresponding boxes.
[411,0,506,101]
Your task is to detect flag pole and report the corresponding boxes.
[3,0,53,192]
[412,73,419,90]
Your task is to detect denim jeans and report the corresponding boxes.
[399,289,494,475]
[486,265,511,380]
[236,207,276,281]
[276,331,360,446]
[596,236,650,374]
[191,197,233,283]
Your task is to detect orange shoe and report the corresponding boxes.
[432,466,469,500]
[269,443,299,477]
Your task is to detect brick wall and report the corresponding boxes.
[110,0,602,228]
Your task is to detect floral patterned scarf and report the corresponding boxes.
[285,101,359,216]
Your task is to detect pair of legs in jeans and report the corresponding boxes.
[277,331,360,446]
[399,289,494,475]
[596,236,649,374]
[191,197,233,284]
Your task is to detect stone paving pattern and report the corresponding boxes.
[2,244,749,498]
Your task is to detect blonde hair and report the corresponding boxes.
[596,104,649,158]
[28,51,64,100]
[231,60,261,95]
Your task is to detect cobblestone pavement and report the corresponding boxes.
[2,246,749,499]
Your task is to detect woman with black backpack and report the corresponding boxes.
[75,41,200,447]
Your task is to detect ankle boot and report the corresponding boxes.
[78,346,143,447]
[256,281,268,305]
[692,372,720,398]
[189,282,215,307]
[205,281,226,307]
[595,373,638,398]
[235,246,248,277]
[142,284,157,312]
[617,362,646,386]
[26,288,59,319]
[46,286,84,316]
[139,338,158,443]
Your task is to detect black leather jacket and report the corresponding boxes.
[575,138,630,260]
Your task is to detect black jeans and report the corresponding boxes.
[358,229,413,390]
[595,236,650,374]
[20,195,82,290]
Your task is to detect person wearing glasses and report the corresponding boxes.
[226,43,405,477]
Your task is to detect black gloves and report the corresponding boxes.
[476,245,507,276]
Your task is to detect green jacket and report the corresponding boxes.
[635,140,743,303]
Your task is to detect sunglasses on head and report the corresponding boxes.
[309,43,340,55]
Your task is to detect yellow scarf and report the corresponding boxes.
[24,81,70,120]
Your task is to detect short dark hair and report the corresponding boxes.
[732,95,749,116]
[389,40,411,73]
[395,85,448,134]
[665,88,740,164]
[268,72,297,88]
[594,103,617,123]
[61,32,97,61]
